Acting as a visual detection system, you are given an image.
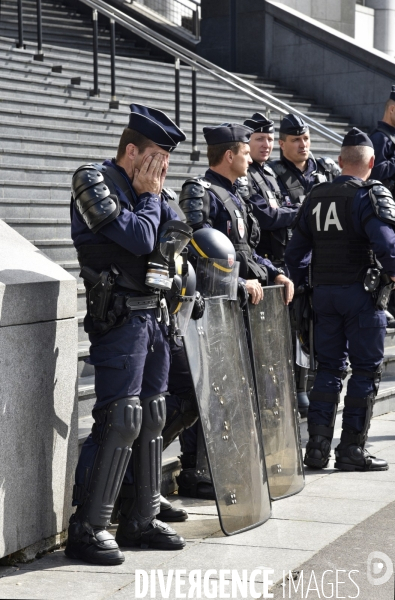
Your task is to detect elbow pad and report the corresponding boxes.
[179,178,211,228]
[72,163,120,233]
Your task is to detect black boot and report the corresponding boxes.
[335,430,388,472]
[157,495,188,522]
[176,453,215,500]
[115,514,185,550]
[304,424,333,469]
[65,513,124,565]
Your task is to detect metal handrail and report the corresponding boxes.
[76,0,343,146]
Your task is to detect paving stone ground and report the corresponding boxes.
[1,412,394,600]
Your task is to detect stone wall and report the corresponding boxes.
[0,220,78,559]
[198,0,395,130]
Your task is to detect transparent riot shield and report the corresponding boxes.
[184,258,271,535]
[246,286,305,500]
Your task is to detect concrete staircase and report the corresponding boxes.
[0,0,393,472]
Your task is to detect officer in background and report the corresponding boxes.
[285,127,395,472]
[370,86,395,325]
[66,104,188,565]
[269,113,340,204]
[370,85,395,194]
[179,122,294,304]
[239,112,300,267]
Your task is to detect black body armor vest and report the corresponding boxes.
[247,165,288,262]
[269,158,336,204]
[247,164,282,206]
[76,166,151,294]
[204,173,267,283]
[308,181,374,285]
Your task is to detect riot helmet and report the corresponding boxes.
[187,228,239,299]
[166,253,197,335]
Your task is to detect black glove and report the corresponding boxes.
[191,292,205,320]
[237,281,248,308]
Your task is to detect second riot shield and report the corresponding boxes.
[184,258,271,535]
[246,286,305,500]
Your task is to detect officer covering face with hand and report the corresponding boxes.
[285,127,395,472]
[67,104,190,566]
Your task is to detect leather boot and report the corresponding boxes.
[335,430,388,472]
[115,515,185,550]
[176,453,215,500]
[304,423,333,469]
[65,512,124,565]
[157,495,188,522]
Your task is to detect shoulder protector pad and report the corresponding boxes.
[263,164,276,177]
[162,187,178,203]
[179,178,211,228]
[369,184,395,226]
[235,176,251,200]
[268,160,287,176]
[72,164,120,234]
[316,156,341,178]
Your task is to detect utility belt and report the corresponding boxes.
[363,267,395,311]
[80,265,166,336]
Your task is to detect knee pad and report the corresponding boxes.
[130,394,166,524]
[76,396,141,527]
[163,391,199,450]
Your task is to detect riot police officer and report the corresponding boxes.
[268,113,340,414]
[179,122,294,304]
[269,113,340,203]
[66,104,189,565]
[239,112,300,266]
[370,85,395,194]
[285,127,395,472]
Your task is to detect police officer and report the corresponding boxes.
[370,85,395,194]
[285,127,395,472]
[269,113,340,204]
[179,122,294,305]
[66,104,189,565]
[239,112,300,266]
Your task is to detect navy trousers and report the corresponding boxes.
[74,309,170,502]
[309,283,386,432]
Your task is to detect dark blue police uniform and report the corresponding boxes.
[285,127,395,472]
[370,120,395,188]
[65,104,188,566]
[238,113,300,265]
[370,85,395,192]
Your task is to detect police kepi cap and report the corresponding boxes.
[203,123,253,145]
[128,103,186,152]
[279,113,309,136]
[243,112,274,134]
[342,127,373,148]
[390,85,395,101]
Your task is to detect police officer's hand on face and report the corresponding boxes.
[246,279,264,305]
[274,274,294,305]
[133,153,167,196]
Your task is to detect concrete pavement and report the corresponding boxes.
[0,411,394,600]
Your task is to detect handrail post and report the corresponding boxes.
[190,68,200,161]
[89,9,100,97]
[175,57,180,127]
[109,18,119,108]
[16,0,25,49]
[34,0,44,61]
